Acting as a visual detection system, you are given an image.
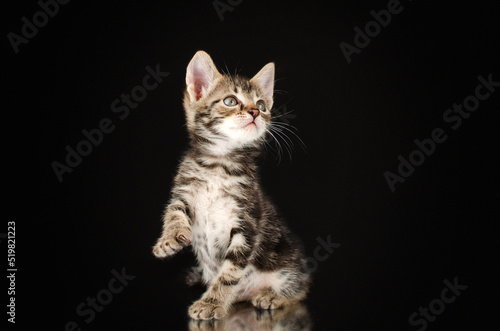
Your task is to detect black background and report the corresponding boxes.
[3,0,499,330]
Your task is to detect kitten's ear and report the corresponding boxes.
[186,51,221,102]
[251,62,275,103]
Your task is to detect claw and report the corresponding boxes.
[178,234,191,244]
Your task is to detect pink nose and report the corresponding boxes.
[247,108,259,119]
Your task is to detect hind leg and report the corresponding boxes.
[185,266,203,286]
[251,268,310,310]
[251,287,305,310]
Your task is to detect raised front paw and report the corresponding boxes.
[152,226,191,258]
[189,300,227,320]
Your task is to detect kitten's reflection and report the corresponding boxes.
[188,302,312,331]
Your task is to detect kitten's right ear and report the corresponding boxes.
[186,51,221,102]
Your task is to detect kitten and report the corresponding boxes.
[152,51,310,320]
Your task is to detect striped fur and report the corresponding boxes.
[153,51,310,320]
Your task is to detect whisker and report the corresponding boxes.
[266,128,283,164]
[273,77,287,84]
[273,89,288,95]
[271,126,296,155]
[269,127,293,160]
[261,137,271,163]
[270,121,307,152]
[224,65,236,85]
[271,103,297,121]
[270,126,294,147]
[272,111,296,122]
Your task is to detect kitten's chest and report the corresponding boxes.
[189,172,244,252]
[188,173,245,281]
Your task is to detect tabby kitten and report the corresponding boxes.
[152,51,310,320]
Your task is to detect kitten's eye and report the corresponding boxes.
[223,96,238,107]
[256,100,266,112]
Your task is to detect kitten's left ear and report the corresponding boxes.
[251,62,275,104]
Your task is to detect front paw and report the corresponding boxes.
[152,226,191,258]
[189,300,227,320]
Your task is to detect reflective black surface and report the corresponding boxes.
[188,302,311,331]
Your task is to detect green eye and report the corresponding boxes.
[223,96,238,107]
[256,100,266,112]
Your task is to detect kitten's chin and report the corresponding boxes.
[244,122,257,128]
[215,118,266,147]
[241,121,260,133]
[233,123,266,145]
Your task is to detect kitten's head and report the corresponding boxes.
[183,51,274,153]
